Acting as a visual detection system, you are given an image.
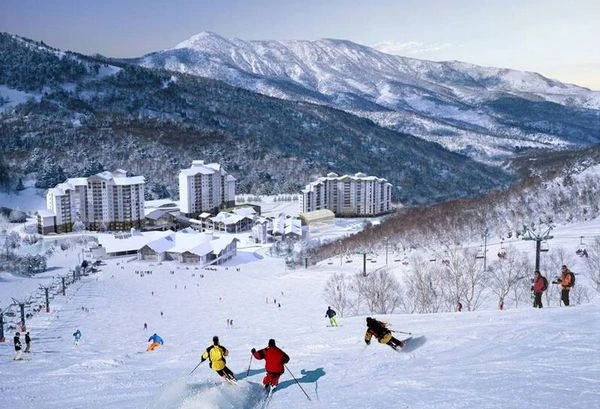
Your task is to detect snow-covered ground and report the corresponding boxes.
[0,213,599,409]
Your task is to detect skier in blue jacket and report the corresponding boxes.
[147,333,164,351]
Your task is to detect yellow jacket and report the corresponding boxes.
[201,345,228,371]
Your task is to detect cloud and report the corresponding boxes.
[373,41,456,55]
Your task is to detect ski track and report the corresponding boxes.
[1,238,600,409]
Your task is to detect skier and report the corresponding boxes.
[24,331,31,353]
[73,329,82,345]
[200,336,236,382]
[325,306,339,327]
[531,270,546,308]
[14,332,23,360]
[364,317,404,350]
[146,333,164,351]
[251,339,290,390]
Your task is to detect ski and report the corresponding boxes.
[395,335,427,353]
[260,385,275,409]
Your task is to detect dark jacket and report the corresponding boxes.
[25,333,31,344]
[325,307,337,318]
[364,318,391,341]
[14,335,22,351]
[252,346,290,374]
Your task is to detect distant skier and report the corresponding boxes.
[73,329,82,345]
[14,332,23,360]
[251,338,290,390]
[24,331,31,353]
[200,336,236,382]
[146,333,164,351]
[364,317,404,350]
[325,306,339,327]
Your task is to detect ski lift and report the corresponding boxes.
[497,241,507,259]
[576,236,588,257]
[475,246,485,259]
[540,240,549,252]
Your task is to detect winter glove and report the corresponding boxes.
[251,348,256,354]
[365,340,370,345]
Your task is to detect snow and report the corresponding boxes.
[1,203,599,409]
[0,85,40,113]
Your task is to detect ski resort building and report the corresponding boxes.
[95,229,238,265]
[300,172,393,217]
[38,170,145,234]
[178,160,236,216]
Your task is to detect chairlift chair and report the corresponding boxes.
[540,240,549,252]
[475,247,485,259]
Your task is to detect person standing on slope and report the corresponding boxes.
[531,270,547,308]
[200,336,236,382]
[557,265,574,306]
[364,317,404,350]
[146,333,164,351]
[13,332,23,360]
[325,306,339,327]
[24,331,31,353]
[251,339,290,390]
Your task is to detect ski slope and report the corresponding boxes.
[0,223,599,409]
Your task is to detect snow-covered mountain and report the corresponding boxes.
[140,32,600,163]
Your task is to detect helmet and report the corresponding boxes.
[213,336,219,344]
[268,338,276,347]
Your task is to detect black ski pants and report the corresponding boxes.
[533,292,543,308]
[561,289,570,306]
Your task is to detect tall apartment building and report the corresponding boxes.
[179,160,236,216]
[45,178,88,233]
[300,172,393,217]
[39,170,145,234]
[86,170,145,231]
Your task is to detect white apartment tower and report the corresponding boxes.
[300,172,393,217]
[86,170,145,231]
[179,160,236,215]
[45,178,88,233]
[40,170,145,234]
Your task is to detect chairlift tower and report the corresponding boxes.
[475,229,489,271]
[522,225,554,272]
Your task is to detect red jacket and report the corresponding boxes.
[532,276,545,293]
[252,346,289,374]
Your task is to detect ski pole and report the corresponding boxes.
[189,360,203,375]
[284,364,311,401]
[391,330,412,335]
[246,353,253,376]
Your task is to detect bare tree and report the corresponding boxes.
[487,247,530,308]
[584,237,600,292]
[323,273,351,317]
[368,268,403,314]
[402,255,444,313]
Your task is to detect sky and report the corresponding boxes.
[1,0,599,90]
[0,194,599,409]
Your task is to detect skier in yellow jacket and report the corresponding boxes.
[200,336,236,382]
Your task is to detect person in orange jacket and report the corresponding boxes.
[557,265,574,306]
[251,339,290,389]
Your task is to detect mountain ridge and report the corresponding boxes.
[140,31,600,163]
[0,32,512,205]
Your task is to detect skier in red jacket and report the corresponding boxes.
[251,339,290,389]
